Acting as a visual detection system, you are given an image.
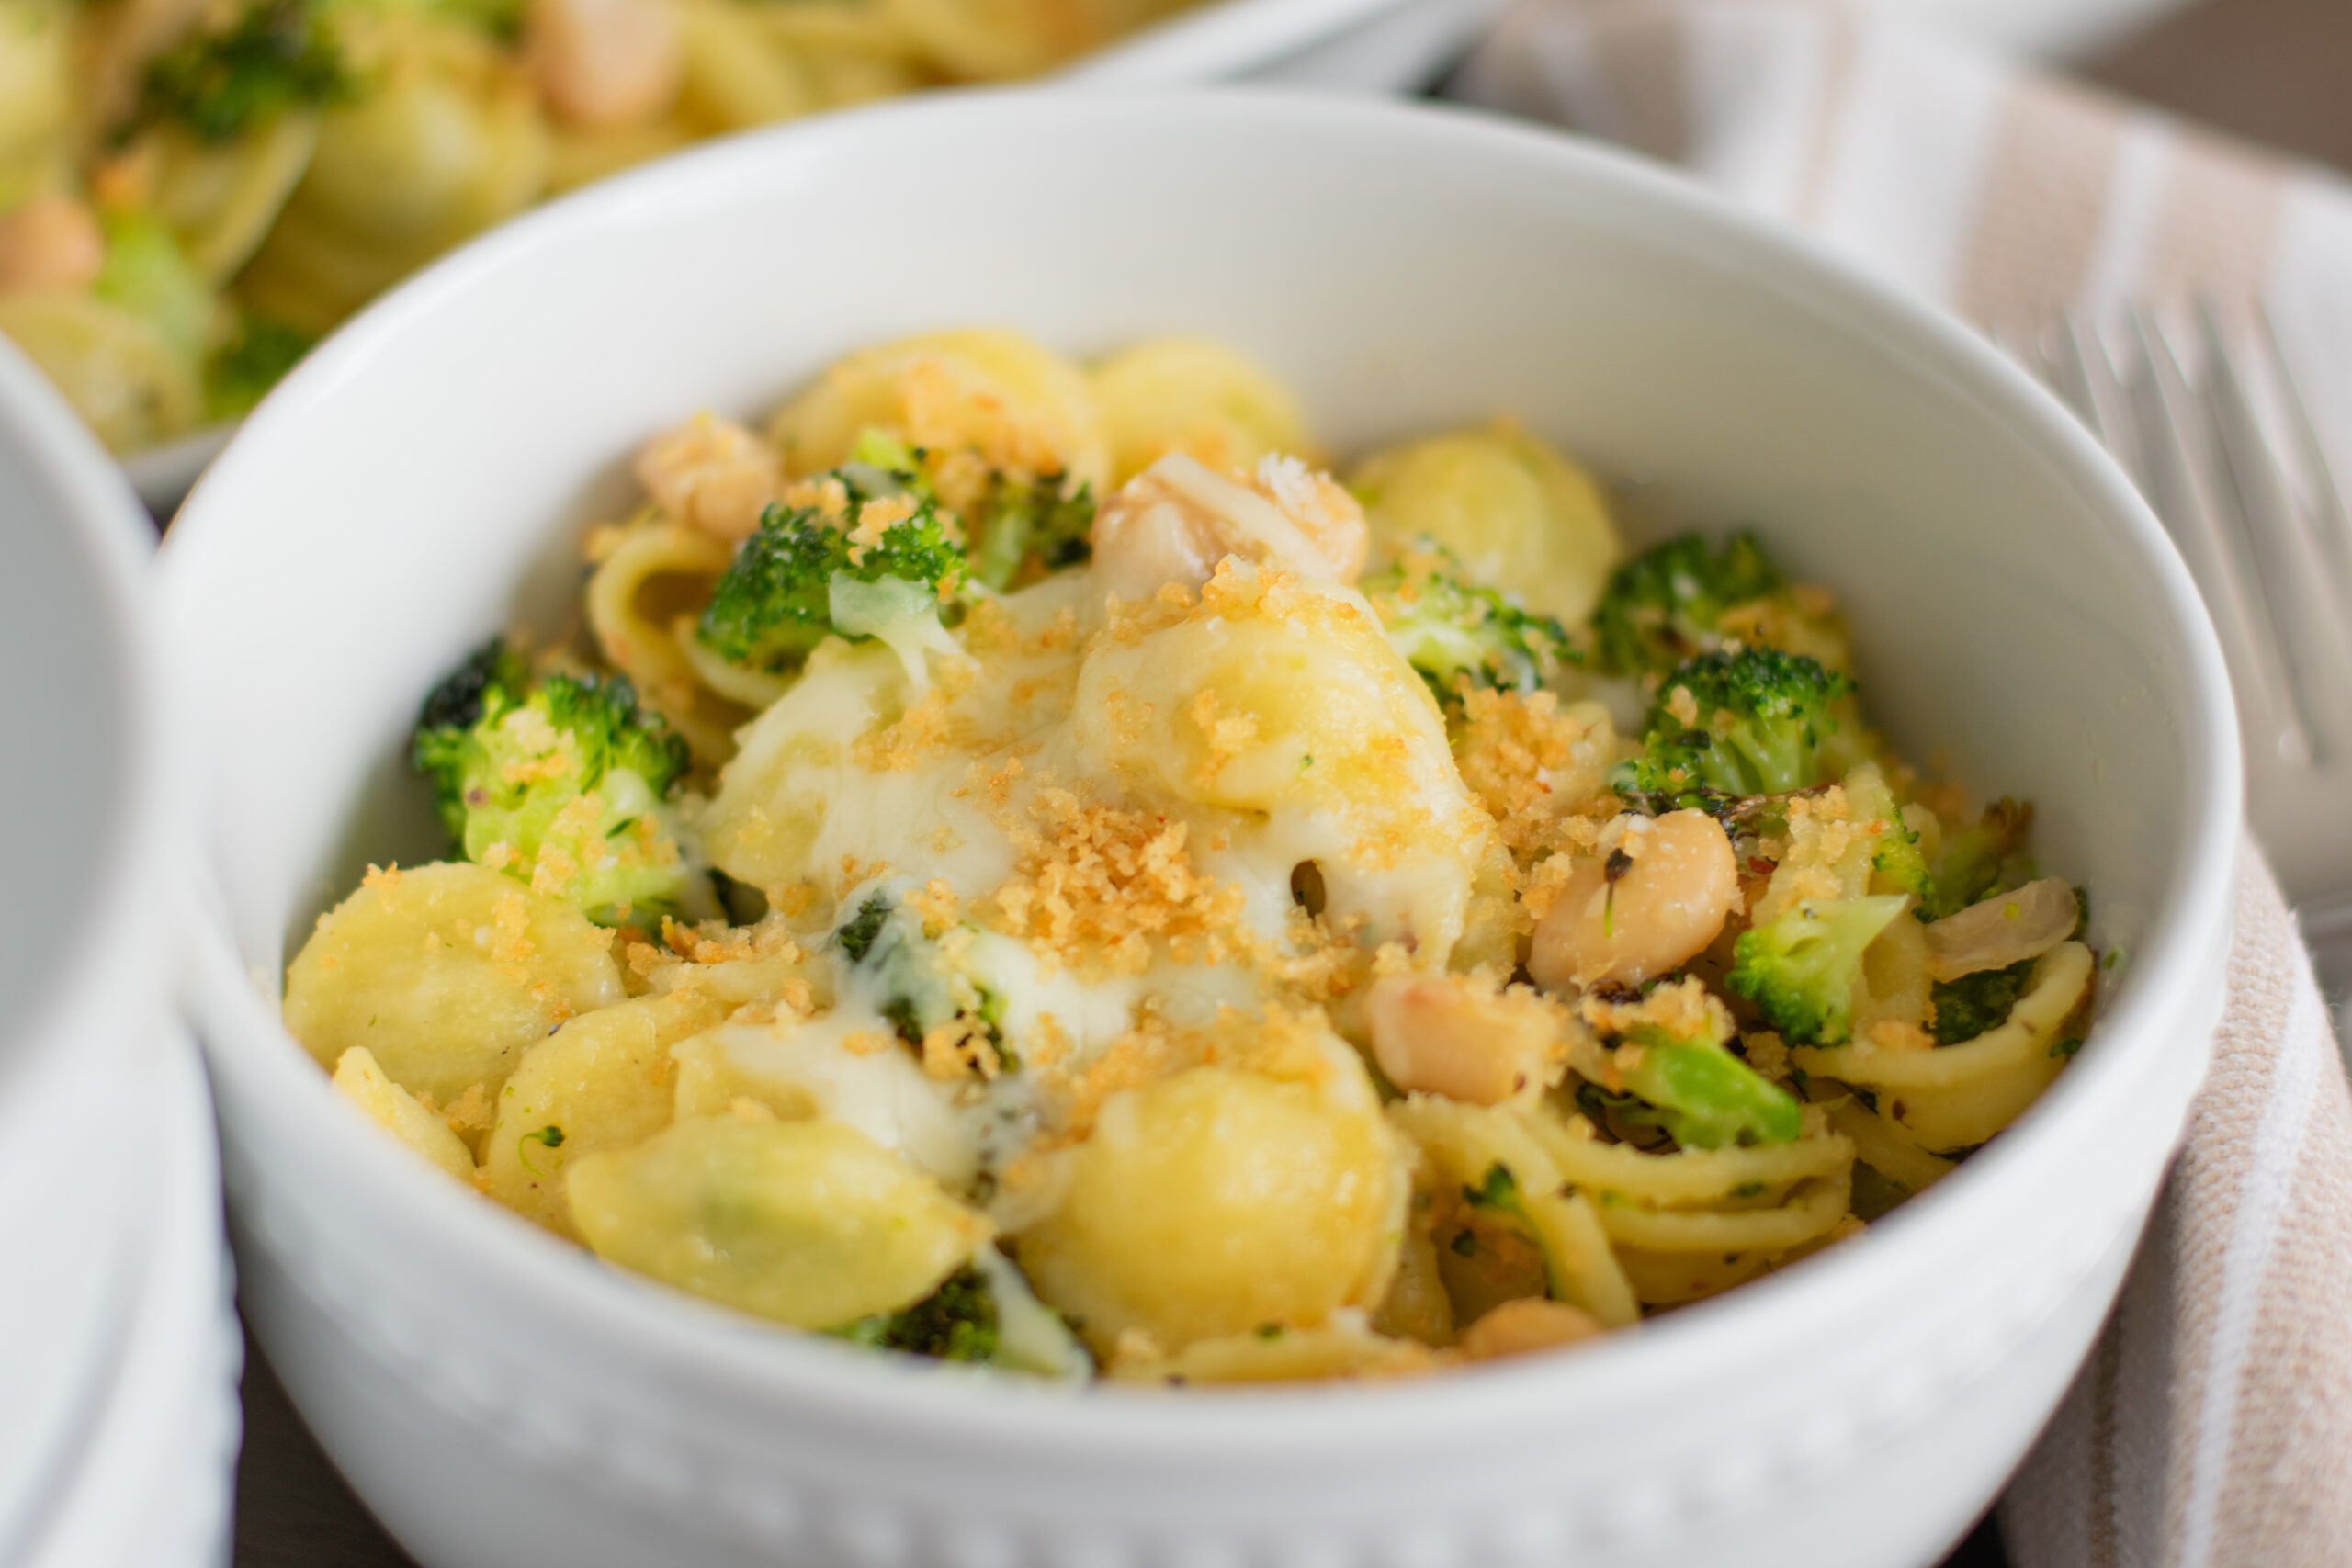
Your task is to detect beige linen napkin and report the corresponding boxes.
[1447,0,2352,481]
[1445,9,2352,1564]
[2005,844,2352,1567]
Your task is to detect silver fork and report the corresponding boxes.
[2013,305,2352,1035]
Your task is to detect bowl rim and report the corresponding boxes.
[0,342,175,1103]
[166,87,2242,1454]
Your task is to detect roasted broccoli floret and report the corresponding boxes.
[120,0,350,145]
[1928,959,2034,1045]
[696,450,966,677]
[206,314,312,420]
[1361,544,1572,703]
[1871,808,1934,910]
[831,1263,1000,1363]
[832,890,1012,1070]
[967,470,1095,591]
[1610,1029,1804,1148]
[423,0,526,39]
[1589,530,1785,674]
[831,1252,1090,1374]
[411,638,693,923]
[1615,647,1852,807]
[833,892,894,964]
[94,213,211,364]
[1727,893,1910,1045]
[1923,797,2035,920]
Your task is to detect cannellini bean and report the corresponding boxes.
[1363,975,1562,1105]
[1459,1297,1604,1360]
[528,0,684,130]
[634,414,783,541]
[1091,451,1368,601]
[0,196,106,294]
[1529,810,1738,990]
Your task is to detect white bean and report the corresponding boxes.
[1363,975,1561,1106]
[0,196,105,294]
[634,414,783,541]
[1529,810,1737,989]
[1459,1297,1603,1360]
[528,0,684,130]
[1091,452,1367,601]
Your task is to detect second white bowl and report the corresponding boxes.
[0,338,187,1564]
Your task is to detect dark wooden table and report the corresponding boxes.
[228,3,2348,1561]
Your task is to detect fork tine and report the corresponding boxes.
[2052,316,2143,491]
[2128,305,2316,767]
[2041,320,2105,442]
[2195,299,2350,758]
[2255,303,2352,616]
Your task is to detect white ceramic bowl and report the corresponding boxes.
[0,340,186,1563]
[164,91,2238,1568]
[27,1030,242,1568]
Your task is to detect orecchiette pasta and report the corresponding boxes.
[1016,1056,1405,1357]
[767,329,1109,493]
[567,1115,992,1328]
[282,328,2102,1381]
[240,22,552,333]
[148,115,320,281]
[478,989,729,1236]
[1091,336,1314,486]
[331,1044,479,1185]
[0,290,199,452]
[283,860,626,1110]
[1350,422,1624,623]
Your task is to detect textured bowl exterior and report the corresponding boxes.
[29,1032,242,1568]
[166,93,2240,1568]
[0,340,187,1562]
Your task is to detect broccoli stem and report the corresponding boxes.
[1615,1032,1804,1149]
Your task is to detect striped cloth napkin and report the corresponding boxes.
[1445,8,2352,1565]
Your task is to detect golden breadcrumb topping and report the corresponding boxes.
[782,476,850,519]
[922,1016,1007,1082]
[989,788,1248,976]
[1453,688,1619,862]
[843,494,917,565]
[1581,976,1736,1048]
[851,683,961,773]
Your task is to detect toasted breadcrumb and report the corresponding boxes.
[1867,1020,1938,1053]
[921,1017,1005,1082]
[435,1082,492,1137]
[989,788,1248,976]
[781,476,850,520]
[904,879,959,937]
[842,494,917,566]
[1581,976,1736,1046]
[852,683,959,773]
[1035,1018,1187,1137]
[1742,1031,1792,1078]
[1453,689,1620,865]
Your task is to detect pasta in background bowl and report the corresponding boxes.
[164,92,2237,1568]
[0,0,1399,500]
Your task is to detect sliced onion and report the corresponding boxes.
[1923,877,2079,982]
